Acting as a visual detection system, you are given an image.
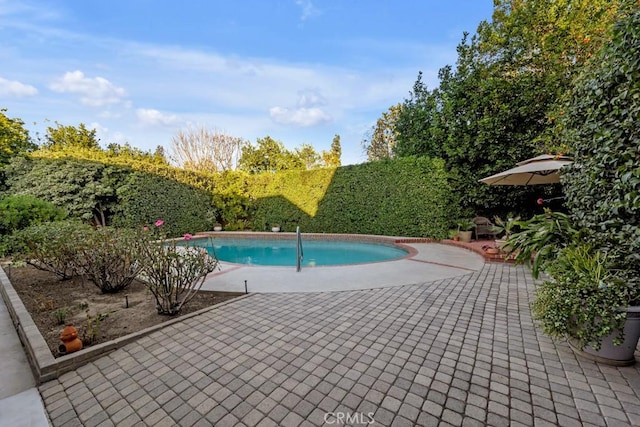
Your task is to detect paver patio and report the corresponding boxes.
[39,263,640,426]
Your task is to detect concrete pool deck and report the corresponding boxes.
[201,243,486,293]
[35,262,640,426]
[3,237,640,426]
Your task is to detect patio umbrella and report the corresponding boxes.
[479,154,573,186]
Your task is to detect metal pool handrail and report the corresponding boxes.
[296,226,304,272]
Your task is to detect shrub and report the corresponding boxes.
[17,220,93,279]
[532,244,632,350]
[560,4,640,291]
[0,194,67,235]
[249,157,455,238]
[114,172,215,237]
[139,226,218,315]
[75,227,145,294]
[507,210,578,279]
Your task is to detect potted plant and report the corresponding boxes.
[448,229,460,241]
[508,211,640,365]
[213,223,223,232]
[271,224,281,232]
[456,219,475,243]
[532,244,640,365]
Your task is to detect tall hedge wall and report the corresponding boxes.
[2,152,456,238]
[249,157,455,238]
[2,157,215,237]
[112,172,214,236]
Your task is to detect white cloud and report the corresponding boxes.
[0,76,38,97]
[136,108,179,127]
[88,121,108,133]
[269,106,331,127]
[297,89,326,108]
[50,70,127,107]
[295,0,319,21]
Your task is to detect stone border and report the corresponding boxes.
[197,231,435,245]
[0,265,253,384]
[440,239,517,263]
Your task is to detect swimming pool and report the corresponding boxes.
[185,237,409,266]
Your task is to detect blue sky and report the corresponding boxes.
[0,1,494,165]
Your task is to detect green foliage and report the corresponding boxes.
[492,215,520,239]
[250,157,455,238]
[140,234,219,315]
[0,109,36,166]
[17,220,93,279]
[239,136,304,172]
[322,134,342,167]
[4,145,455,239]
[105,142,168,165]
[507,209,578,278]
[42,122,100,150]
[392,1,620,218]
[456,219,475,232]
[394,72,443,160]
[4,153,216,236]
[3,156,120,224]
[31,147,218,193]
[561,3,640,290]
[76,227,145,294]
[52,308,68,325]
[82,310,108,345]
[363,105,402,161]
[211,171,253,229]
[0,194,66,235]
[532,244,632,350]
[113,172,214,237]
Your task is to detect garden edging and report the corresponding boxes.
[0,265,253,384]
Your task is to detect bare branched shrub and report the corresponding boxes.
[76,227,145,294]
[18,220,92,280]
[140,238,219,315]
[170,125,246,172]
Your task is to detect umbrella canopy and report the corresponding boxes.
[479,154,573,186]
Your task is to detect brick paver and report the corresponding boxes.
[39,264,640,426]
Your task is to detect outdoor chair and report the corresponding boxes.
[473,216,497,240]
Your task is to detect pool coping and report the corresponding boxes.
[196,231,434,244]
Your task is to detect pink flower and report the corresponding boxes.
[143,226,149,231]
[155,219,164,227]
[536,198,544,206]
[183,233,193,240]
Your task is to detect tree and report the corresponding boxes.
[363,104,402,161]
[0,109,35,165]
[322,134,342,167]
[296,144,321,169]
[394,72,444,159]
[43,122,100,150]
[4,157,119,225]
[238,136,304,172]
[170,126,246,172]
[392,0,621,217]
[105,142,168,165]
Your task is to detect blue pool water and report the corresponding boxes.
[184,238,408,266]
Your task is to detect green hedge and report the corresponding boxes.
[2,152,456,238]
[0,194,66,235]
[2,157,215,237]
[561,4,640,285]
[113,172,214,236]
[249,157,455,238]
